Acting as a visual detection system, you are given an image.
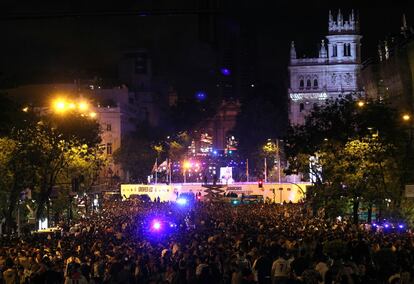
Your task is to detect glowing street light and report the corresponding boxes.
[182,160,192,183]
[357,101,365,108]
[53,99,67,113]
[183,161,191,169]
[89,112,97,118]
[22,106,29,112]
[78,102,89,111]
[402,114,411,121]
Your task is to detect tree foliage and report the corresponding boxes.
[285,96,407,222]
[0,108,104,231]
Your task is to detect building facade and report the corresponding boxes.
[361,15,414,113]
[197,99,240,151]
[288,10,363,125]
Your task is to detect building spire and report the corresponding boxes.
[290,41,297,60]
[337,9,343,26]
[401,14,408,35]
[319,40,327,58]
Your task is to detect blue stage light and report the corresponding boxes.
[195,91,207,101]
[177,198,187,205]
[399,224,404,229]
[152,220,161,230]
[220,68,231,76]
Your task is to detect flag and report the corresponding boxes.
[157,160,168,172]
[151,159,158,173]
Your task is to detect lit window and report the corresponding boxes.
[107,143,112,155]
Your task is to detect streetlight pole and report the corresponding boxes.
[277,139,281,184]
[402,114,413,195]
[246,159,249,182]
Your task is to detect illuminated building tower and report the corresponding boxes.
[202,100,241,150]
[288,10,363,125]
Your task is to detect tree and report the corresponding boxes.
[339,138,399,223]
[0,138,19,231]
[53,144,106,218]
[0,101,103,230]
[50,112,101,146]
[113,136,157,183]
[285,96,406,223]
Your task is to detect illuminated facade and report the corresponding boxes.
[288,10,363,125]
[201,100,240,150]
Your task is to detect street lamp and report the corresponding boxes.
[402,113,414,192]
[53,99,67,113]
[183,160,191,183]
[357,101,365,108]
[402,114,411,122]
[78,101,89,111]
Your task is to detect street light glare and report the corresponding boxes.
[357,101,365,107]
[183,161,191,169]
[403,114,411,121]
[53,99,66,113]
[79,102,89,111]
[89,112,97,118]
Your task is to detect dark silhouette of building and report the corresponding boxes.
[362,15,414,113]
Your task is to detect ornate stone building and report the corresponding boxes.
[361,15,414,114]
[288,10,363,125]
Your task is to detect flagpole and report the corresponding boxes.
[264,157,267,182]
[155,158,158,185]
[277,139,281,184]
[169,160,172,184]
[246,159,249,182]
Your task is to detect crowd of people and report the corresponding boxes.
[0,197,413,284]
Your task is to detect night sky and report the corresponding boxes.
[0,1,412,94]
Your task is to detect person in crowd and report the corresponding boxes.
[0,199,413,284]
